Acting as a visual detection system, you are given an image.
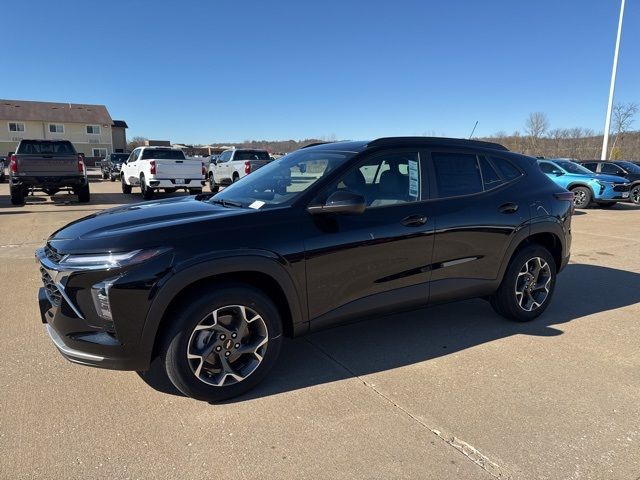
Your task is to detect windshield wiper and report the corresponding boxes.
[210,199,245,208]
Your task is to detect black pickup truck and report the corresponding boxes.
[9,139,90,205]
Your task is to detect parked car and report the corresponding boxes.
[9,139,89,205]
[208,148,271,192]
[580,160,640,205]
[101,153,130,181]
[0,154,7,183]
[36,137,573,402]
[120,146,206,199]
[537,158,631,208]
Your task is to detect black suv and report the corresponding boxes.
[101,153,130,181]
[580,160,640,204]
[36,137,572,402]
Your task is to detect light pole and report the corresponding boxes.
[601,0,626,160]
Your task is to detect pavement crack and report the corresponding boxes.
[304,337,511,479]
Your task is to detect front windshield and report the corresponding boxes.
[211,148,355,208]
[554,160,592,175]
[616,161,640,173]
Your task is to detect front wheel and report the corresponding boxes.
[631,185,640,205]
[571,186,591,209]
[121,175,132,194]
[490,245,557,322]
[159,285,283,402]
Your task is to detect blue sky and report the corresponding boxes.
[2,0,638,143]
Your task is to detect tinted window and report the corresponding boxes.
[141,149,185,160]
[220,151,232,162]
[479,156,502,189]
[432,152,482,198]
[581,162,598,172]
[538,162,558,174]
[491,156,522,180]
[234,150,270,161]
[600,163,623,175]
[17,140,75,155]
[615,161,640,173]
[554,160,592,174]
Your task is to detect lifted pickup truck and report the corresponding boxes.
[208,148,271,192]
[121,146,206,199]
[9,139,89,205]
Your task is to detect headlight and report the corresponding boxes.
[58,248,168,270]
[596,180,613,187]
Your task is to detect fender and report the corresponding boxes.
[566,181,595,197]
[137,250,307,359]
[495,217,567,282]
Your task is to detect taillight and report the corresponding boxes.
[150,160,156,175]
[201,162,206,176]
[244,161,251,175]
[77,154,85,173]
[554,191,575,215]
[9,154,17,173]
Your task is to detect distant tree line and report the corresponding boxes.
[482,103,639,160]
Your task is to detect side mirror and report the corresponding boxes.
[308,191,366,215]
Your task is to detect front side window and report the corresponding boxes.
[322,151,421,208]
[553,160,592,175]
[432,152,483,198]
[8,122,25,132]
[49,124,64,133]
[86,125,101,134]
[212,149,354,208]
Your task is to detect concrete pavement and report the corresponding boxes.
[0,181,639,479]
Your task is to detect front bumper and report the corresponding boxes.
[36,246,173,371]
[593,182,631,201]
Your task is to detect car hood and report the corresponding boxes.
[48,196,254,250]
[592,174,629,183]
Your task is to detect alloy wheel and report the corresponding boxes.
[574,190,587,208]
[631,185,640,205]
[514,257,552,312]
[186,305,268,387]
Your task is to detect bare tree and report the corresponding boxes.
[127,136,148,151]
[610,102,638,159]
[525,112,549,154]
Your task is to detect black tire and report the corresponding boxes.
[140,174,154,200]
[209,174,219,193]
[571,186,591,209]
[159,284,283,402]
[102,171,109,180]
[121,175,132,194]
[0,174,5,183]
[188,188,203,195]
[110,174,117,182]
[631,185,640,205]
[597,201,616,208]
[76,184,90,203]
[232,173,239,183]
[10,185,25,205]
[490,244,557,322]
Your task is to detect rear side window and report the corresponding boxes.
[582,162,598,172]
[17,140,75,155]
[432,152,483,198]
[491,156,522,180]
[479,156,502,189]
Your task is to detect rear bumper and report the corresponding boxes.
[11,174,87,188]
[147,178,205,189]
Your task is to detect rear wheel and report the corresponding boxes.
[571,186,591,209]
[10,185,25,205]
[209,173,219,193]
[490,245,556,322]
[121,175,132,194]
[76,184,90,203]
[232,172,239,183]
[631,185,640,205]
[140,174,154,200]
[159,285,283,402]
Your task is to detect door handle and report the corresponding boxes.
[401,215,428,227]
[498,202,519,214]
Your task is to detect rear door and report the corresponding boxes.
[304,148,435,327]
[425,149,528,303]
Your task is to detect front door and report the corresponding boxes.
[304,149,435,329]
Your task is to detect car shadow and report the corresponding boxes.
[137,262,640,402]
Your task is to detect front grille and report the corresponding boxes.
[40,267,62,307]
[44,243,63,263]
[613,184,630,192]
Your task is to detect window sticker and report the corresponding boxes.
[408,159,419,199]
[249,200,265,209]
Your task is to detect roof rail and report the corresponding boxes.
[367,136,508,151]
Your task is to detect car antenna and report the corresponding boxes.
[469,120,478,139]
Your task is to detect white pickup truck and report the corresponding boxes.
[121,146,206,199]
[208,148,271,192]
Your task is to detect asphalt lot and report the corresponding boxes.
[1,180,639,480]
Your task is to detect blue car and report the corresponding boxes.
[537,158,631,209]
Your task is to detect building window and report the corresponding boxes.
[86,125,101,135]
[92,148,108,157]
[48,123,64,133]
[8,122,25,132]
